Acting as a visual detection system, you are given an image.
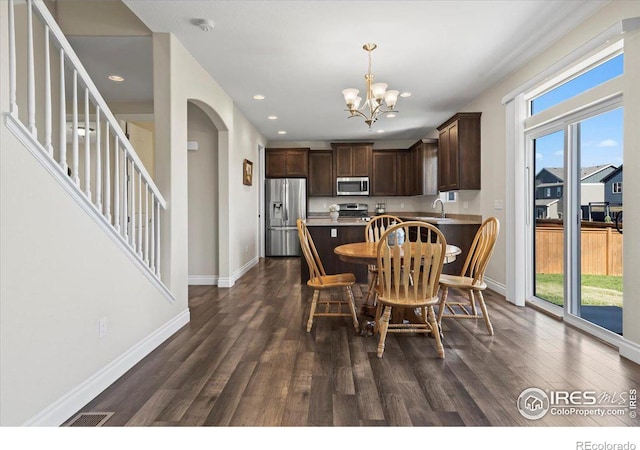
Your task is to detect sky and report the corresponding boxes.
[533,54,624,174]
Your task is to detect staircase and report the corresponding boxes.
[4,0,170,298]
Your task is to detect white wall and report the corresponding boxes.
[0,126,188,426]
[152,33,266,289]
[187,102,219,282]
[229,108,263,275]
[452,1,640,356]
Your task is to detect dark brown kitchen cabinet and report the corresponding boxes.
[332,143,372,177]
[409,138,438,196]
[437,113,481,191]
[396,150,413,196]
[265,148,309,178]
[308,150,334,196]
[371,150,399,196]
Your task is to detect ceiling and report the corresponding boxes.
[74,1,607,143]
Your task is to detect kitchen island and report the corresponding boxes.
[398,214,481,275]
[301,217,369,283]
[300,213,482,283]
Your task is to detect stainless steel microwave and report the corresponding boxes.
[336,177,369,196]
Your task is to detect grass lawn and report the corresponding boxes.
[535,273,623,307]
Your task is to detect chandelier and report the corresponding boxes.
[342,43,399,129]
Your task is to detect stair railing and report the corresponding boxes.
[5,0,167,287]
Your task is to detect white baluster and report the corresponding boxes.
[104,122,111,222]
[114,138,120,233]
[137,171,143,257]
[123,156,129,243]
[84,88,91,199]
[95,108,102,212]
[130,160,136,249]
[44,26,53,156]
[58,48,67,174]
[71,70,79,185]
[156,200,161,278]
[27,0,37,137]
[144,184,149,265]
[150,193,155,273]
[8,0,18,116]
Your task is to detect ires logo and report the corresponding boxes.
[517,388,636,420]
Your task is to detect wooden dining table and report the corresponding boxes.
[334,241,462,322]
[334,242,461,266]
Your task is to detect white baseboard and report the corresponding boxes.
[485,276,507,298]
[23,309,190,426]
[213,257,260,288]
[619,337,640,365]
[233,256,259,283]
[188,275,218,285]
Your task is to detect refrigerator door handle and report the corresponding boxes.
[283,179,289,222]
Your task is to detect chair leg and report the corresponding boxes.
[307,290,319,332]
[469,290,478,316]
[427,306,445,359]
[437,286,449,330]
[362,271,378,316]
[373,301,383,335]
[477,291,494,335]
[377,305,392,358]
[346,286,360,333]
[364,271,377,304]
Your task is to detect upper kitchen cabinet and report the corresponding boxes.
[371,150,399,196]
[437,113,481,191]
[409,138,438,196]
[308,150,334,197]
[265,148,309,178]
[332,143,372,177]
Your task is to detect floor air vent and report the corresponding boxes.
[65,412,114,427]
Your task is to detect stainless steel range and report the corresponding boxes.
[338,203,369,218]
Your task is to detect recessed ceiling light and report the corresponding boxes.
[278,130,287,135]
[377,129,385,133]
[268,115,278,120]
[253,94,265,100]
[386,113,396,118]
[400,92,412,98]
[108,75,124,82]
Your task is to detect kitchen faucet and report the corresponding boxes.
[432,198,445,218]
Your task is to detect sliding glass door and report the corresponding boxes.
[532,129,566,307]
[574,108,624,335]
[527,105,623,338]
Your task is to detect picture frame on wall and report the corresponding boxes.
[243,159,253,186]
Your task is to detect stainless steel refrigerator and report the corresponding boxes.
[265,178,307,256]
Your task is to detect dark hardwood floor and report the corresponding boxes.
[67,257,640,427]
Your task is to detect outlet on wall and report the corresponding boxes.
[98,317,108,338]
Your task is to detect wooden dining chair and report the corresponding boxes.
[374,221,447,359]
[437,217,500,335]
[362,215,402,313]
[297,219,359,333]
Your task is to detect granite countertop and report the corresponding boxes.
[304,217,369,226]
[305,212,482,226]
[398,214,482,225]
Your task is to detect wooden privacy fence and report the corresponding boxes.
[535,221,623,276]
